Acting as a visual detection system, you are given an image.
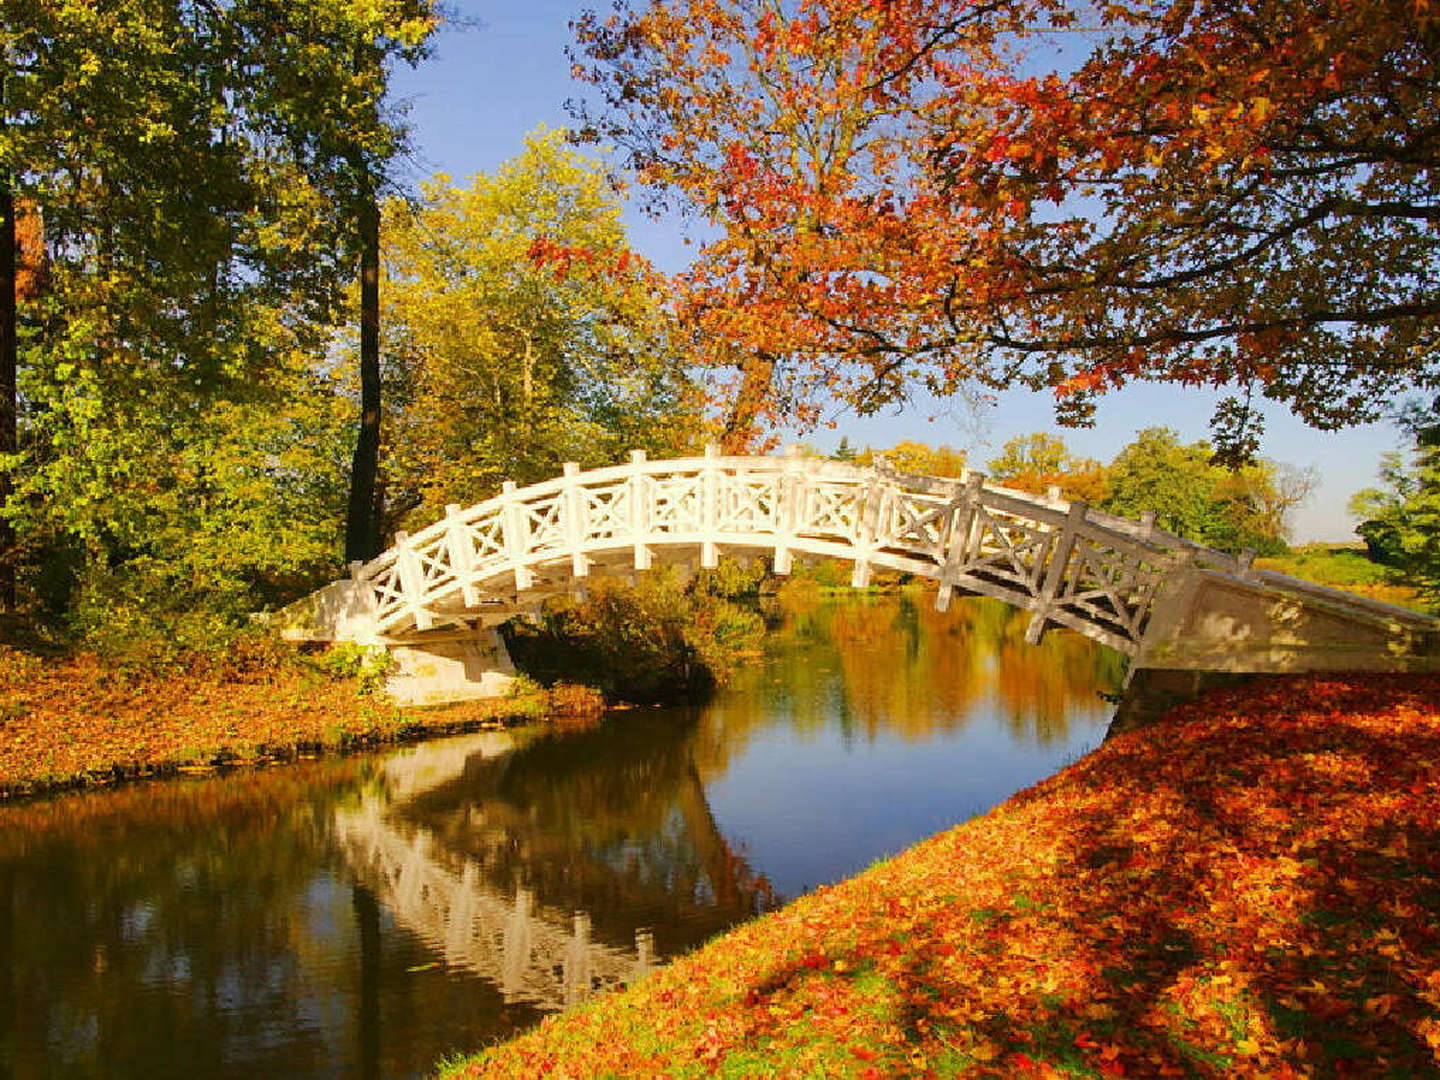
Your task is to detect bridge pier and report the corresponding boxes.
[384,625,518,707]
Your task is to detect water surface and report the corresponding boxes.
[0,594,1122,1078]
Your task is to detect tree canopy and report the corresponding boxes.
[1,0,436,632]
[379,129,699,529]
[1350,399,1440,602]
[1101,427,1313,554]
[570,0,1440,459]
[986,433,1107,503]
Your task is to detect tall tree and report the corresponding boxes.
[0,0,434,620]
[1350,399,1440,603]
[571,0,1440,460]
[0,57,15,612]
[380,129,697,529]
[1101,427,1312,553]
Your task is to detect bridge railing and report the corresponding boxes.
[348,448,1257,655]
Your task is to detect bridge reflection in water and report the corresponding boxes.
[333,717,780,1014]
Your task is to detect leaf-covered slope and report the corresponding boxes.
[449,674,1440,1078]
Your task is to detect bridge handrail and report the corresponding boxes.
[333,448,1437,657]
[351,451,1232,587]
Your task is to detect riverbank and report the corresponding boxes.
[447,672,1440,1078]
[0,641,602,801]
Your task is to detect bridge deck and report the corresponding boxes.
[283,449,1440,679]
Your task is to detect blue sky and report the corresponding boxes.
[390,1,1400,543]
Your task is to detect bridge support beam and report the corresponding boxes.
[1112,563,1440,736]
[384,624,518,707]
[1133,565,1438,678]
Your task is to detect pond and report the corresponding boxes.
[0,593,1123,1079]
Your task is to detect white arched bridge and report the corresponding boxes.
[280,448,1440,712]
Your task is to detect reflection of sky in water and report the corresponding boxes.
[705,695,1107,897]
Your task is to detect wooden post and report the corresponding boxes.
[851,469,887,588]
[501,481,534,591]
[444,504,480,608]
[629,449,652,571]
[1025,500,1087,645]
[772,445,802,575]
[701,443,720,569]
[563,462,590,580]
[936,471,984,612]
[393,531,433,631]
[1237,547,1256,579]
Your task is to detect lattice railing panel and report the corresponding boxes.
[413,535,457,592]
[583,484,631,543]
[650,474,704,534]
[879,492,951,564]
[960,505,1055,596]
[799,481,865,541]
[1055,537,1168,640]
[370,565,408,622]
[525,495,567,552]
[472,515,506,561]
[718,473,780,534]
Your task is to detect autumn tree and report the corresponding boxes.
[380,130,698,529]
[571,0,1440,461]
[856,440,968,478]
[986,433,1107,503]
[0,0,433,631]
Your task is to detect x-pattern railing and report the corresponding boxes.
[350,447,1266,654]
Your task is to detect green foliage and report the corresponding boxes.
[1099,428,1312,555]
[313,642,394,695]
[693,556,768,599]
[1349,399,1440,606]
[2,0,436,639]
[504,569,764,703]
[379,129,699,528]
[856,440,968,478]
[67,565,254,667]
[1257,546,1395,589]
[987,433,1108,503]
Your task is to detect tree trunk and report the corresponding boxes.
[720,350,775,454]
[345,185,383,563]
[0,69,17,612]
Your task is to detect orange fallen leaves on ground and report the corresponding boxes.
[0,644,596,799]
[449,673,1440,1078]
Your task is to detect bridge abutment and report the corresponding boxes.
[1108,669,1272,738]
[384,625,518,707]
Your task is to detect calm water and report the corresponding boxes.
[0,594,1123,1079]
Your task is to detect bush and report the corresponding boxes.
[66,563,257,668]
[312,641,394,694]
[503,568,764,703]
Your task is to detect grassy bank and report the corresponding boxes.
[1256,544,1426,611]
[0,640,602,801]
[446,673,1440,1078]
